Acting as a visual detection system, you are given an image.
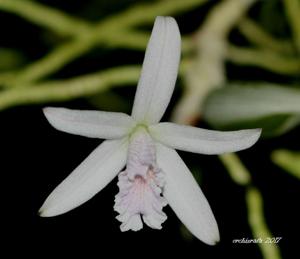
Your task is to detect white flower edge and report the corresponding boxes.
[131,16,181,124]
[39,139,128,217]
[156,143,219,245]
[44,107,136,139]
[149,122,261,155]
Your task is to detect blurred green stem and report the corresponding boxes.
[94,0,208,30]
[246,187,282,259]
[0,0,207,36]
[0,33,191,89]
[171,0,256,123]
[220,155,282,259]
[0,60,189,110]
[104,31,193,54]
[0,66,140,111]
[238,18,294,54]
[104,31,149,50]
[219,153,251,186]
[272,149,300,180]
[284,0,300,52]
[175,113,282,259]
[227,45,300,75]
[0,0,207,87]
[9,37,95,87]
[0,0,91,36]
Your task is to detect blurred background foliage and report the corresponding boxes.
[0,0,299,258]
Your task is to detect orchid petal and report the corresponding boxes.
[156,143,219,245]
[150,122,261,155]
[44,107,136,139]
[39,139,128,217]
[131,16,181,124]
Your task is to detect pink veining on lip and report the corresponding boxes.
[114,130,167,231]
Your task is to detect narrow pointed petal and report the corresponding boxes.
[156,143,219,245]
[131,16,181,124]
[44,107,136,139]
[39,139,128,217]
[150,122,261,155]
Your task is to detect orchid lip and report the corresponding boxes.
[114,129,167,231]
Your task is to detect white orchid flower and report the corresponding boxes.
[39,16,261,245]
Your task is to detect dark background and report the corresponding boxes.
[0,0,299,258]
